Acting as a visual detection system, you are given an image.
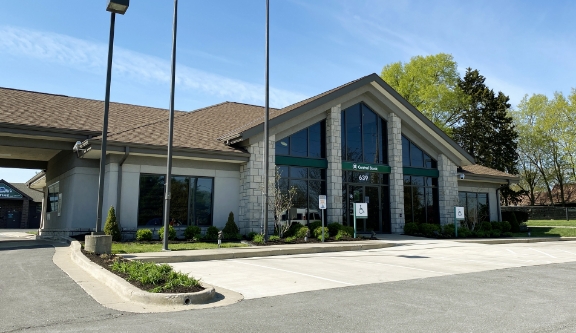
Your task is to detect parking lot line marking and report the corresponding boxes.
[328,257,447,275]
[233,260,354,286]
[529,248,556,258]
[506,249,516,255]
[558,249,576,256]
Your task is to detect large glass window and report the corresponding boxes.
[458,192,490,229]
[137,174,213,227]
[341,103,387,164]
[403,176,438,224]
[275,121,326,158]
[277,166,326,224]
[47,182,60,215]
[402,135,437,168]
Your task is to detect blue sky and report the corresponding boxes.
[1,0,575,182]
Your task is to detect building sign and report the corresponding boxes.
[0,184,23,199]
[342,161,391,174]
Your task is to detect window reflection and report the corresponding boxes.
[341,103,387,164]
[402,135,436,169]
[403,176,438,224]
[275,121,325,158]
[458,192,490,229]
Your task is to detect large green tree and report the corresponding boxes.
[380,53,463,134]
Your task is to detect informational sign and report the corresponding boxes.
[341,161,391,174]
[318,195,327,210]
[355,203,368,218]
[455,207,465,220]
[0,184,23,199]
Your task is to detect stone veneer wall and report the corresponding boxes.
[388,113,405,233]
[238,135,276,235]
[326,105,343,223]
[437,154,459,225]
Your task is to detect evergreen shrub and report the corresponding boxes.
[135,229,153,241]
[104,206,121,242]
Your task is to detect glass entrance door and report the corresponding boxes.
[345,184,391,234]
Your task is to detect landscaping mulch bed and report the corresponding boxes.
[81,249,204,294]
[248,235,374,246]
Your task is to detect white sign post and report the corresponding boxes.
[319,195,327,242]
[354,203,368,238]
[454,206,465,237]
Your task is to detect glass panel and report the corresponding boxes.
[379,119,386,164]
[424,153,433,168]
[341,111,346,160]
[342,184,348,226]
[478,193,489,222]
[308,180,322,221]
[366,186,380,232]
[458,192,467,207]
[466,192,478,229]
[290,128,308,157]
[403,186,413,223]
[194,178,213,226]
[404,175,412,185]
[411,176,424,187]
[277,165,289,179]
[170,176,189,226]
[345,104,362,161]
[308,168,325,180]
[413,186,426,223]
[275,138,289,155]
[402,136,410,166]
[425,187,435,223]
[138,175,165,226]
[381,185,391,233]
[289,167,308,179]
[308,122,322,158]
[410,142,424,168]
[362,105,378,164]
[290,179,308,210]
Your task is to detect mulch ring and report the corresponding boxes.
[249,235,376,246]
[81,249,204,294]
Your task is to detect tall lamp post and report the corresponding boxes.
[95,0,130,234]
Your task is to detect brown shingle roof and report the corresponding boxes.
[460,165,518,180]
[0,87,185,134]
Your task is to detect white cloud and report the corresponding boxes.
[0,26,307,108]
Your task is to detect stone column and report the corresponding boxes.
[437,154,459,225]
[326,104,343,224]
[238,134,275,235]
[388,113,405,234]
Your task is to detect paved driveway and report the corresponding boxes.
[171,239,576,299]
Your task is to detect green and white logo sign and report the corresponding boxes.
[0,184,23,199]
[342,161,391,173]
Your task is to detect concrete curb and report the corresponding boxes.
[455,237,576,245]
[119,241,396,263]
[69,241,216,306]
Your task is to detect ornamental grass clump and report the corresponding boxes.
[110,260,200,293]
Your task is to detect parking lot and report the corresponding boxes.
[171,239,576,299]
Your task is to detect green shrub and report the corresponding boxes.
[247,231,257,241]
[500,221,512,232]
[110,260,200,293]
[420,223,440,237]
[158,225,176,241]
[480,221,492,231]
[308,221,322,232]
[404,222,420,235]
[184,225,201,240]
[490,221,502,231]
[327,223,342,237]
[509,212,520,232]
[252,233,264,244]
[268,235,281,242]
[341,225,354,237]
[104,206,121,242]
[502,231,513,237]
[442,223,456,238]
[295,225,310,239]
[204,226,219,241]
[474,230,489,238]
[222,212,240,236]
[489,229,501,237]
[458,226,472,238]
[135,229,153,241]
[515,211,529,222]
[283,223,302,238]
[313,227,329,241]
[284,236,296,242]
[335,229,351,240]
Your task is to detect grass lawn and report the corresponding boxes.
[513,227,576,238]
[111,242,248,254]
[525,220,576,227]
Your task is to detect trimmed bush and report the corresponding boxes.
[489,229,501,237]
[502,231,513,237]
[268,235,281,242]
[295,225,310,239]
[335,229,351,240]
[308,221,322,232]
[247,231,257,241]
[420,223,440,237]
[104,206,121,242]
[252,234,264,244]
[403,222,420,235]
[110,260,200,293]
[184,225,201,240]
[479,221,492,231]
[204,226,219,241]
[341,225,354,237]
[500,221,512,232]
[442,223,456,238]
[327,223,342,237]
[223,212,240,239]
[490,221,502,231]
[284,236,296,242]
[313,227,329,241]
[158,225,176,241]
[458,226,472,238]
[283,223,301,238]
[135,229,153,241]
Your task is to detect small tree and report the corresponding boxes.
[222,212,240,239]
[104,206,121,242]
[267,167,297,238]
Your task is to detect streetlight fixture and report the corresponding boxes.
[94,0,129,235]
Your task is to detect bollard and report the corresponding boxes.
[217,230,223,248]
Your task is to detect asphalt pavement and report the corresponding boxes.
[2,233,576,332]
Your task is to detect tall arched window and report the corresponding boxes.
[341,103,387,164]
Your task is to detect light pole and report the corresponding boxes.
[95,0,130,234]
[263,0,270,241]
[162,0,178,251]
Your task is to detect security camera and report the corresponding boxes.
[459,173,465,180]
[72,141,82,153]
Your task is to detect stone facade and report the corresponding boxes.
[387,113,405,234]
[326,105,343,223]
[238,135,276,235]
[437,154,459,225]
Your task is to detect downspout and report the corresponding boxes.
[116,147,130,230]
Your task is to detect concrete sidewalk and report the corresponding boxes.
[119,239,397,263]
